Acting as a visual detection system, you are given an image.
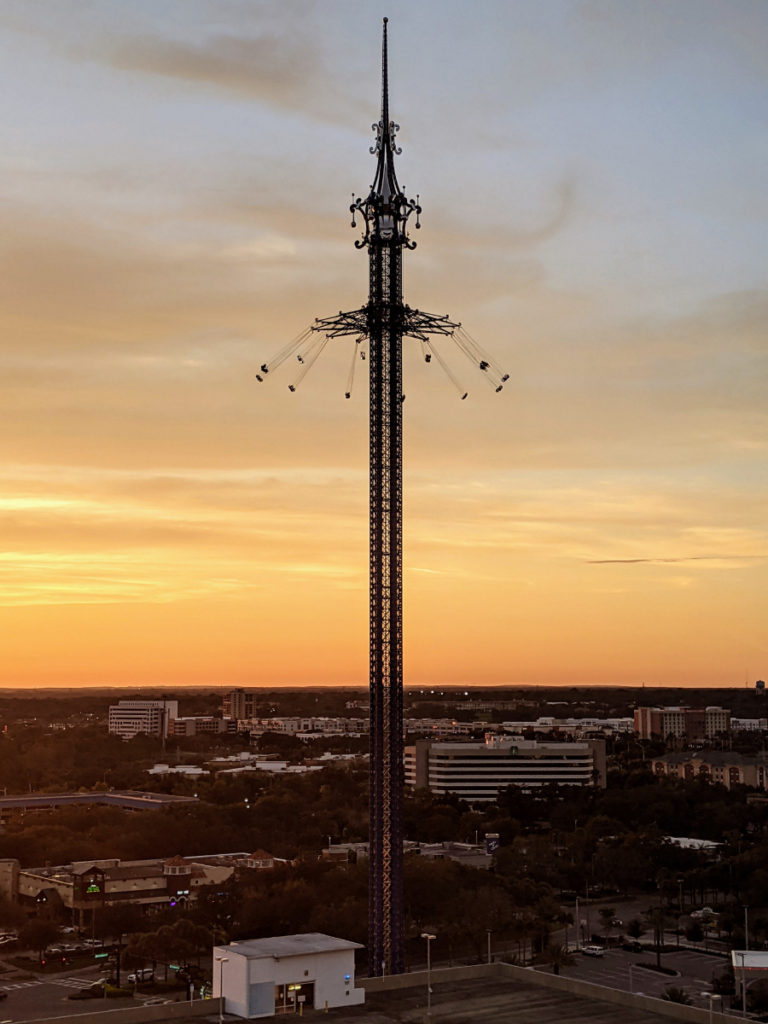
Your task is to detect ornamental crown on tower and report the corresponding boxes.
[350,18,421,249]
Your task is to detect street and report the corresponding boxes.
[0,959,187,1021]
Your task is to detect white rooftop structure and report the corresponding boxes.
[666,836,720,851]
[732,949,768,1004]
[732,950,768,971]
[213,932,364,1018]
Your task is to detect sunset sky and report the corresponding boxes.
[1,0,766,688]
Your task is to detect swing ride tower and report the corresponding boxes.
[257,19,507,977]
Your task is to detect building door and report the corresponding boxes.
[274,982,314,1014]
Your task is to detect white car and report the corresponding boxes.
[127,969,154,984]
[581,945,605,957]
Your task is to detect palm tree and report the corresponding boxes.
[662,986,692,1005]
[645,906,668,969]
[540,943,574,976]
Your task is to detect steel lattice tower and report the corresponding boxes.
[257,18,507,977]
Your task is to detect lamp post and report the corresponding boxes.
[486,929,492,965]
[628,963,634,994]
[421,933,436,1022]
[575,896,581,951]
[215,955,228,1024]
[744,906,749,951]
[700,992,721,1024]
[738,951,747,1018]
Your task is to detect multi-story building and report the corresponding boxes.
[652,751,768,791]
[108,700,178,740]
[634,705,731,741]
[221,689,256,720]
[404,735,606,802]
[167,716,237,738]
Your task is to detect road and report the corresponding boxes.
[0,959,185,1021]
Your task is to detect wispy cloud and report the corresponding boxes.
[588,555,765,565]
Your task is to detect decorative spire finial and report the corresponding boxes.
[349,18,421,248]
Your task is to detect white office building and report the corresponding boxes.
[108,700,178,740]
[405,735,606,802]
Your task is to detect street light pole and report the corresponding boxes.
[700,992,721,1024]
[738,951,747,1018]
[486,929,492,965]
[744,906,749,951]
[215,955,229,1024]
[629,964,634,994]
[421,933,436,1022]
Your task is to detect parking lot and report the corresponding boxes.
[543,945,733,1011]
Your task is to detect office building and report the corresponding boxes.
[222,688,256,720]
[108,700,178,740]
[404,735,606,802]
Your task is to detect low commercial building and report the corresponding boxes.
[500,716,633,737]
[1,852,247,926]
[732,718,768,732]
[247,716,369,737]
[405,735,606,802]
[213,933,364,1018]
[0,790,197,827]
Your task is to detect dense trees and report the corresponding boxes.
[4,687,768,976]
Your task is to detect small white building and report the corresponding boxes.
[213,933,365,1018]
[732,950,768,1006]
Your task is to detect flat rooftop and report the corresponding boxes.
[242,974,712,1022]
[0,790,197,812]
[223,933,363,959]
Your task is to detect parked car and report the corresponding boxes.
[581,945,605,957]
[691,906,716,919]
[127,969,154,984]
[622,941,643,952]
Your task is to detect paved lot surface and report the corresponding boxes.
[0,961,188,1021]
[294,976,698,1023]
[553,945,732,1010]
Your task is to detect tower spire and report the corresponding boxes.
[371,17,400,205]
[381,17,389,137]
[352,19,419,250]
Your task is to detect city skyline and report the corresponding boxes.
[1,1,766,688]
